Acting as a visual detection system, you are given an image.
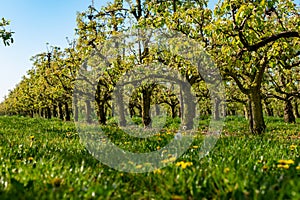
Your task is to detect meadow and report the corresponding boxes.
[0,115,300,199]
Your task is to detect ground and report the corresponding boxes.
[0,115,300,199]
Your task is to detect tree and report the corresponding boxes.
[150,0,300,134]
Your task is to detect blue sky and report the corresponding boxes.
[0,0,218,102]
[0,0,110,101]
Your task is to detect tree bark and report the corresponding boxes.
[249,91,265,134]
[85,100,92,124]
[96,101,107,125]
[115,87,126,126]
[155,104,161,116]
[182,84,196,130]
[243,104,248,120]
[58,102,64,121]
[171,104,177,118]
[294,100,300,118]
[213,98,221,120]
[264,99,274,117]
[46,107,51,119]
[142,88,152,128]
[65,102,71,121]
[53,104,58,118]
[73,99,79,122]
[284,99,296,123]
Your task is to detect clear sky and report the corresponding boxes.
[0,0,218,102]
[0,0,110,102]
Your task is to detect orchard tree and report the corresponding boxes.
[150,0,300,134]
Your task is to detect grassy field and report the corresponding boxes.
[1,116,300,199]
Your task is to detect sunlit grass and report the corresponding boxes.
[0,115,300,199]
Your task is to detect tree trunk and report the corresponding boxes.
[53,104,58,118]
[115,87,126,126]
[46,107,51,119]
[243,104,248,120]
[58,102,64,121]
[182,84,195,130]
[73,97,79,122]
[264,99,274,117]
[142,88,152,128]
[294,100,300,118]
[213,98,221,120]
[65,102,71,121]
[85,100,92,124]
[155,104,161,116]
[171,104,177,118]
[249,91,265,134]
[284,99,296,123]
[96,101,107,125]
[179,85,184,120]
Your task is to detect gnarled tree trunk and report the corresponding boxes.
[249,90,265,134]
[284,99,295,123]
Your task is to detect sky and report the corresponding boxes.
[0,0,109,102]
[0,0,218,102]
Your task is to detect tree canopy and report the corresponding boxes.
[1,0,299,135]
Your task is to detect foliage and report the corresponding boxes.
[0,18,14,46]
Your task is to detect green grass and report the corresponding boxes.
[0,115,300,199]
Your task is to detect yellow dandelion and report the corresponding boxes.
[296,166,300,170]
[224,167,230,173]
[153,169,162,174]
[278,159,294,165]
[290,144,297,150]
[277,164,289,169]
[192,146,199,149]
[162,157,176,163]
[175,161,183,167]
[136,165,143,169]
[157,146,161,150]
[29,136,35,140]
[28,157,34,161]
[285,160,295,164]
[169,157,176,162]
[175,161,193,169]
[262,165,268,170]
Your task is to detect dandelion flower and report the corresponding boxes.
[278,159,294,165]
[153,169,162,174]
[162,157,176,163]
[136,165,143,169]
[277,164,289,169]
[224,167,230,173]
[290,144,297,150]
[175,161,193,169]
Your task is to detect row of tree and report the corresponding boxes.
[0,0,299,134]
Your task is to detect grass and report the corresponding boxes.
[0,115,300,199]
